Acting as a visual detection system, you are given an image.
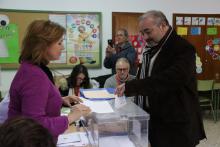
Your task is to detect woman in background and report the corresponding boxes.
[59,64,93,97]
[8,20,91,142]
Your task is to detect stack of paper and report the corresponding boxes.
[81,98,114,113]
[61,99,114,115]
[81,89,115,100]
[57,132,89,147]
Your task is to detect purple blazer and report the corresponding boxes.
[8,62,68,140]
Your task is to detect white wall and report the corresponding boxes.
[0,0,220,95]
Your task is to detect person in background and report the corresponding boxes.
[8,20,91,142]
[104,57,135,88]
[115,10,206,147]
[59,64,94,97]
[0,117,55,147]
[104,28,137,75]
[0,93,9,124]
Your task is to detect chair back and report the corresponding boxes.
[197,80,214,91]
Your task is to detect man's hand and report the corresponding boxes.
[115,83,125,97]
[106,45,116,57]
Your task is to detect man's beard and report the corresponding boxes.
[146,40,158,48]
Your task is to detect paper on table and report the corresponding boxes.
[57,132,81,145]
[60,107,70,116]
[99,135,135,147]
[57,132,89,147]
[81,98,114,113]
[82,89,115,99]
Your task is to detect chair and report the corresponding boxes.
[0,91,2,102]
[197,80,216,121]
[91,74,112,88]
[213,82,220,121]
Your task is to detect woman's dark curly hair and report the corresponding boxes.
[67,64,91,89]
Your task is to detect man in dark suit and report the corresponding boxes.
[115,10,206,147]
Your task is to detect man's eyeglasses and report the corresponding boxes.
[140,28,154,36]
[116,68,128,72]
[140,25,159,36]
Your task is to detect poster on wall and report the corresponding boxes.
[0,14,20,63]
[0,10,102,69]
[65,14,100,66]
[173,13,220,80]
[49,14,67,64]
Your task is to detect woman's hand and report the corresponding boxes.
[67,104,91,124]
[62,95,83,107]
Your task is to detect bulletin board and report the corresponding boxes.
[173,14,220,80]
[0,9,102,69]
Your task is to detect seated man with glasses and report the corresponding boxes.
[104,58,135,89]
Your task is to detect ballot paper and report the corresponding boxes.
[82,98,114,113]
[115,95,127,109]
[57,132,80,145]
[61,107,70,116]
[82,89,115,99]
[57,132,89,147]
[99,135,135,147]
[61,99,114,115]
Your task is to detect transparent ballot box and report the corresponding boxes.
[84,100,150,147]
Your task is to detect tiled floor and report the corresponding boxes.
[197,113,220,147]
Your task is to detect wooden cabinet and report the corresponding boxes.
[112,12,143,41]
[173,14,220,81]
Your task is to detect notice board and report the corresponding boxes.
[0,9,102,69]
[173,13,220,80]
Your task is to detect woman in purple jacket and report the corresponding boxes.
[8,20,91,141]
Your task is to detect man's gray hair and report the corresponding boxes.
[118,28,129,38]
[139,10,169,26]
[116,57,130,68]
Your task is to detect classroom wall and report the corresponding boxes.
[0,0,220,95]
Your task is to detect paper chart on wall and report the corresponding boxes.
[49,14,67,63]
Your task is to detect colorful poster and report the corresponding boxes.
[196,54,203,74]
[0,24,20,63]
[215,18,220,26]
[191,27,201,35]
[207,27,218,35]
[49,14,67,63]
[129,35,145,65]
[207,17,215,26]
[177,27,188,35]
[176,17,183,25]
[184,17,191,25]
[66,14,100,66]
[199,17,206,25]
[192,17,199,25]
